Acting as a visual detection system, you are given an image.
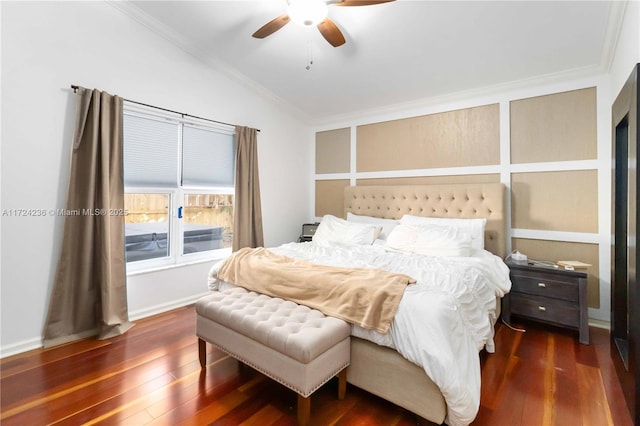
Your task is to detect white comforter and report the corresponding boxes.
[208,241,511,426]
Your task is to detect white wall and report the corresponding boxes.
[0,1,312,357]
[609,0,640,97]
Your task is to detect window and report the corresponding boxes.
[124,193,171,262]
[122,105,235,270]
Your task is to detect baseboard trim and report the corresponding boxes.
[128,292,209,321]
[589,318,610,330]
[1,337,43,359]
[1,293,210,359]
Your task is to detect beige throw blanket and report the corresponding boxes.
[216,247,415,333]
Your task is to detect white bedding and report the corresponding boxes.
[207,241,511,426]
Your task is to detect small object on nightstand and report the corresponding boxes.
[503,258,589,344]
[556,260,592,271]
[510,250,527,262]
[298,223,319,242]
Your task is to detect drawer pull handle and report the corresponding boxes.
[538,306,546,312]
[538,282,546,288]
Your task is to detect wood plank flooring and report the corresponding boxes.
[0,305,634,425]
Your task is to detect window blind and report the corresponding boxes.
[182,125,236,188]
[123,113,179,187]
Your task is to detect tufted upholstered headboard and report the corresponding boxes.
[344,183,506,258]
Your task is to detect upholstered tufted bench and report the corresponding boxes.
[196,287,351,425]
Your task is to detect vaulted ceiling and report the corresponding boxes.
[119,1,620,123]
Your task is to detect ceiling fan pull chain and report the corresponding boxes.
[306,40,314,70]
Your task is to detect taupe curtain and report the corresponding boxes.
[232,126,264,251]
[43,88,133,348]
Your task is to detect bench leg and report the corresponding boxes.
[338,368,347,400]
[297,394,310,426]
[198,338,206,368]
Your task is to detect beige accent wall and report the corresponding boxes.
[313,86,601,312]
[511,170,598,233]
[510,87,597,164]
[512,239,600,308]
[315,180,350,217]
[316,128,351,174]
[356,104,500,172]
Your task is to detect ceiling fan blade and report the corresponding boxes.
[252,14,291,39]
[317,18,346,47]
[333,0,395,6]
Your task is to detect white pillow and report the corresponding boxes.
[313,214,381,246]
[399,215,487,251]
[346,212,399,241]
[386,224,472,257]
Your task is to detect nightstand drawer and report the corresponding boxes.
[510,293,580,328]
[510,273,579,302]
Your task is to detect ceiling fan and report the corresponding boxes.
[252,0,395,47]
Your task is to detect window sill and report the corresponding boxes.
[126,254,229,277]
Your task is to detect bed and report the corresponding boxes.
[207,183,510,426]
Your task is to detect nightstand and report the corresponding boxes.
[503,259,589,344]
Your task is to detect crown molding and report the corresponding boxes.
[106,0,313,124]
[107,0,623,128]
[312,64,605,127]
[600,0,629,74]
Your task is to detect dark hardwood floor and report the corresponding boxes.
[0,305,634,425]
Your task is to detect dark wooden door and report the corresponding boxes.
[612,62,640,426]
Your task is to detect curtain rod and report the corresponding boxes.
[70,85,260,132]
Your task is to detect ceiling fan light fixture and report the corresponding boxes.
[287,0,328,26]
